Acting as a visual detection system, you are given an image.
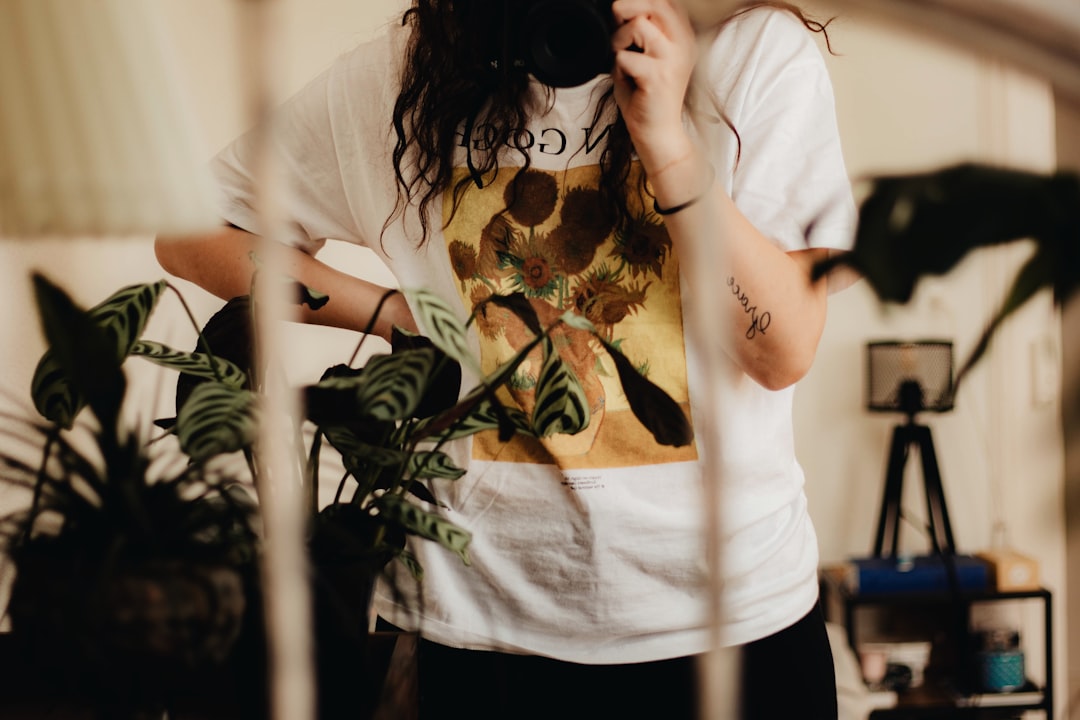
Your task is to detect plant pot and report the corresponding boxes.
[312,546,401,720]
[7,540,250,718]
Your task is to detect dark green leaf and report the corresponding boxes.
[177,296,253,414]
[486,292,542,335]
[396,550,424,581]
[296,283,329,310]
[406,481,438,506]
[176,382,260,463]
[822,164,1077,303]
[954,249,1055,391]
[31,274,131,429]
[599,337,693,447]
[414,397,533,442]
[405,451,465,481]
[320,349,436,422]
[132,340,247,387]
[531,337,589,437]
[405,288,478,375]
[390,330,462,418]
[375,495,471,565]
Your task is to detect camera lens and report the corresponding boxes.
[523,0,614,88]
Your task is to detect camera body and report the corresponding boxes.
[501,0,616,88]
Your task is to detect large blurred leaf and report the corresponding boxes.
[817,163,1079,304]
[176,382,260,463]
[953,248,1057,390]
[815,163,1080,391]
[31,277,166,428]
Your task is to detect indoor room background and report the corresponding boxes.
[0,0,1072,716]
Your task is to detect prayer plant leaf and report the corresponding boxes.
[375,494,471,565]
[31,277,166,428]
[321,424,395,465]
[405,288,479,375]
[532,337,590,437]
[396,550,424,581]
[177,296,253,414]
[176,382,260,463]
[308,350,437,423]
[414,397,533,442]
[598,337,693,447]
[406,451,466,481]
[390,331,462,418]
[132,341,247,388]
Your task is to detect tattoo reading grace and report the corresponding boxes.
[727,276,771,340]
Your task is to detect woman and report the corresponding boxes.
[156,1,855,717]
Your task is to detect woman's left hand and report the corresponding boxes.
[610,0,698,173]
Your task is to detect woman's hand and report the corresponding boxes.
[610,0,698,174]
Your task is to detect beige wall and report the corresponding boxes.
[1058,92,1080,716]
[0,1,1069,711]
[804,5,1066,713]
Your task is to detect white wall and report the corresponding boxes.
[0,1,1068,711]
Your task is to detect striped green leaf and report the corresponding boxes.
[29,355,81,429]
[131,340,247,388]
[415,397,533,441]
[376,494,471,565]
[404,288,479,375]
[341,443,410,474]
[354,349,436,421]
[406,451,465,481]
[334,436,461,482]
[396,549,424,581]
[30,280,167,427]
[88,280,168,356]
[532,337,589,437]
[176,382,260,463]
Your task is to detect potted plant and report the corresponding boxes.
[7,269,692,718]
[0,274,260,719]
[816,162,1080,388]
[170,282,694,717]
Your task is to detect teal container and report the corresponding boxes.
[977,649,1025,692]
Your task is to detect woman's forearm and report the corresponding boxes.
[154,226,417,342]
[645,147,829,391]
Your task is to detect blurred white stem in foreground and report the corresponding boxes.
[241,1,316,719]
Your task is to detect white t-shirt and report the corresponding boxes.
[211,8,856,663]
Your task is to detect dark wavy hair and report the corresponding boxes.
[387,1,832,247]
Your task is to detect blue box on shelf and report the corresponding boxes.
[842,554,990,595]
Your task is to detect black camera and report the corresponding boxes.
[499,0,616,88]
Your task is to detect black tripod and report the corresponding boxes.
[872,380,957,558]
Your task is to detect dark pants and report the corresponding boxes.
[379,602,837,719]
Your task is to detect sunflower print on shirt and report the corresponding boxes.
[444,163,697,471]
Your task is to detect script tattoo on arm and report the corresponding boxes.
[727,276,771,340]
